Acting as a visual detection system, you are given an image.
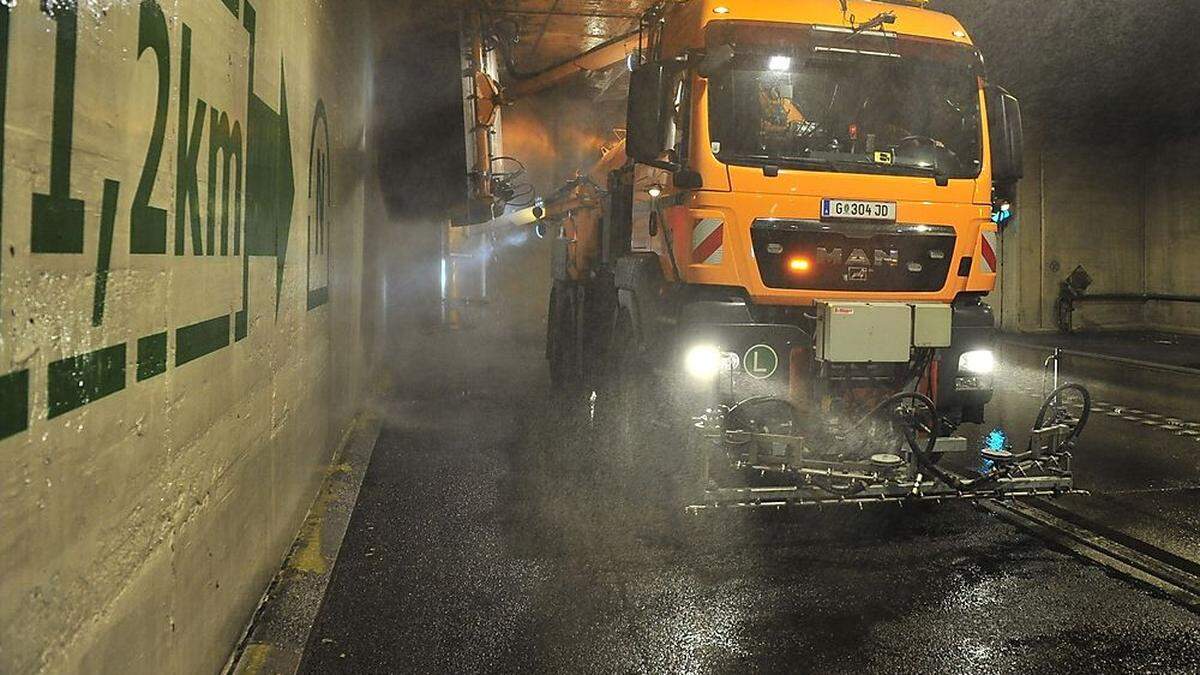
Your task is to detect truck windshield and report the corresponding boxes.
[706,25,984,179]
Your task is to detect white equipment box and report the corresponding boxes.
[815,301,952,363]
[912,303,953,348]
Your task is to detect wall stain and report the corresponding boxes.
[237,643,273,675]
[289,463,350,575]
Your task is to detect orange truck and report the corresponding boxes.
[497,0,1087,508]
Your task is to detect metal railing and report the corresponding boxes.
[1055,265,1200,333]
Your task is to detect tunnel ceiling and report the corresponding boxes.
[936,0,1200,138]
[476,0,1200,139]
[487,0,656,74]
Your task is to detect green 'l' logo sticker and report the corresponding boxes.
[744,344,779,379]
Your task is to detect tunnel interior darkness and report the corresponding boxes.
[939,0,1200,139]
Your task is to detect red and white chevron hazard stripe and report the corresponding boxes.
[692,218,725,265]
[980,229,999,273]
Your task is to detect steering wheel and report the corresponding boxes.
[897,135,941,150]
[895,135,959,171]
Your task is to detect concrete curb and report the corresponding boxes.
[223,413,383,675]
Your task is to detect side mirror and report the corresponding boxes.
[986,85,1024,184]
[626,63,671,166]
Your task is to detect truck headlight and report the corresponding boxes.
[959,349,996,375]
[685,344,728,380]
[685,344,722,379]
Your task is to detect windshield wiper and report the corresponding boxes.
[801,155,953,185]
[889,159,952,186]
[797,154,896,174]
[852,11,897,35]
[727,154,839,172]
[729,153,953,185]
[774,155,837,169]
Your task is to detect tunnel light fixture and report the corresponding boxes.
[647,185,663,199]
[959,349,996,375]
[768,55,792,71]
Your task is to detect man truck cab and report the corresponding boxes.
[621,0,1023,423]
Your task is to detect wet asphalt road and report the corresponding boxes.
[990,343,1200,568]
[297,321,1200,674]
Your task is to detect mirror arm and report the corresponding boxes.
[696,44,735,79]
[673,169,703,190]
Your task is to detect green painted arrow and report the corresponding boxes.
[244,59,294,318]
[275,62,293,316]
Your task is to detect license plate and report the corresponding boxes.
[821,199,896,222]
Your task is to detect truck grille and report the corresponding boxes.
[751,219,957,292]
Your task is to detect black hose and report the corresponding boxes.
[875,391,1001,492]
[871,391,938,458]
[1031,383,1091,447]
[903,428,995,492]
[814,391,942,497]
[725,396,802,448]
[849,372,930,431]
[727,395,801,421]
[837,377,933,460]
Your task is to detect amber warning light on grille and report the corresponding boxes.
[789,257,812,273]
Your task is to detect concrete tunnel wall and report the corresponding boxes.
[0,1,391,672]
[994,128,1147,333]
[1145,134,1200,331]
[994,126,1200,335]
[949,0,1200,335]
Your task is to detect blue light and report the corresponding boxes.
[980,427,1009,473]
[984,427,1008,451]
[991,203,1013,225]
